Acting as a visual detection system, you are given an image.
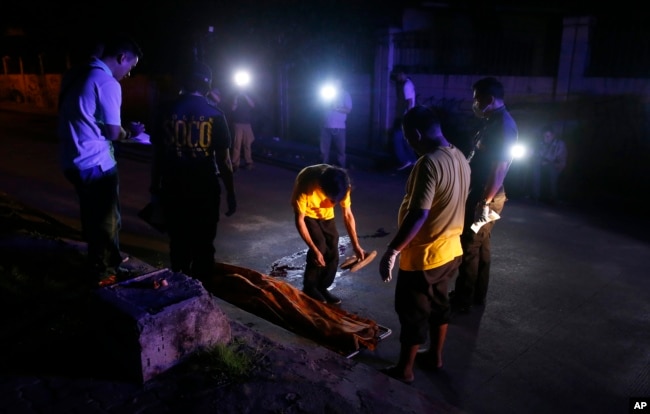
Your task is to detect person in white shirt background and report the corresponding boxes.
[393,71,418,171]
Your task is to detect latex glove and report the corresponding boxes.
[379,248,400,283]
[474,204,490,223]
[225,192,237,217]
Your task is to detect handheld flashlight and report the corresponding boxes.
[234,70,251,88]
[320,83,338,103]
[510,143,527,160]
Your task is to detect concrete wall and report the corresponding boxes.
[0,74,162,126]
[1,14,648,203]
[0,74,59,108]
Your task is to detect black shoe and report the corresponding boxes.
[303,288,326,303]
[320,289,342,305]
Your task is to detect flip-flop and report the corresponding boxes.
[340,255,359,270]
[349,250,377,272]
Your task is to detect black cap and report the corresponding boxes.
[181,61,212,93]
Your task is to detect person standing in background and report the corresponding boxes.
[57,33,144,286]
[531,125,567,204]
[393,71,418,171]
[231,91,256,171]
[320,78,352,168]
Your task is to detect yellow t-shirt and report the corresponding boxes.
[291,164,351,220]
[398,146,470,271]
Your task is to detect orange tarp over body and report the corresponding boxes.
[202,262,380,355]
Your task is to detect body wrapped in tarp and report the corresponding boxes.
[202,262,380,355]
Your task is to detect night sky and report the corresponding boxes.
[2,1,408,75]
[2,0,607,77]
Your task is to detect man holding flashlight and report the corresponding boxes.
[320,78,352,168]
[231,70,256,171]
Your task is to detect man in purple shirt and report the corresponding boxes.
[57,33,144,286]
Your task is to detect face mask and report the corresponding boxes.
[472,101,488,119]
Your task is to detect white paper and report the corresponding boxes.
[470,210,501,233]
[124,132,151,145]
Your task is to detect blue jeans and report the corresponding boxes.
[320,128,346,167]
[64,165,121,271]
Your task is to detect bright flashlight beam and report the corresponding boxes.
[234,70,251,87]
[320,84,338,102]
[510,143,526,160]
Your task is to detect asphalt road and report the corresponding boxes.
[1,110,648,413]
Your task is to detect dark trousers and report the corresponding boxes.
[532,163,562,201]
[303,218,339,293]
[162,180,220,279]
[454,193,507,306]
[64,165,121,271]
[320,128,346,167]
[395,257,461,345]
